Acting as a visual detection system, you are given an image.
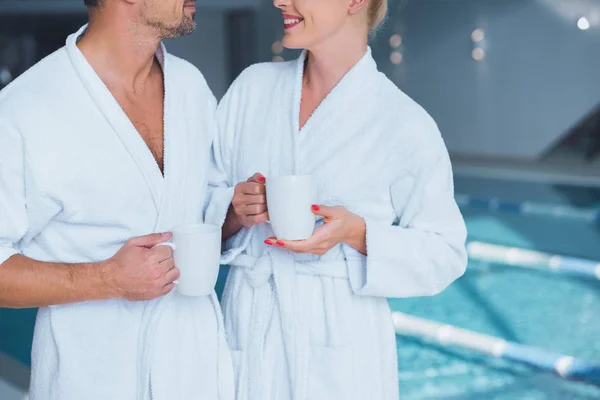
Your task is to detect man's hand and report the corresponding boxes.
[101,233,180,301]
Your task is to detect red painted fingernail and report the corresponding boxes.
[264,239,273,245]
[276,241,285,247]
[259,177,266,183]
[312,205,320,211]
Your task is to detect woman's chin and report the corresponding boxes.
[281,35,306,50]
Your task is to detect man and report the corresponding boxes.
[0,0,233,399]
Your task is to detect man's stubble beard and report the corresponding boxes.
[145,11,196,40]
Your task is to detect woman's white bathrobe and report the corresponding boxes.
[208,48,468,400]
[0,27,233,400]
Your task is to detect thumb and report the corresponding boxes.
[130,232,172,248]
[311,205,343,219]
[247,172,266,184]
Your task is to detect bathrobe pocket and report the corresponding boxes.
[308,345,354,400]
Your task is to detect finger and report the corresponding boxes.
[275,235,318,251]
[159,257,175,271]
[284,240,335,256]
[163,267,181,284]
[276,224,331,251]
[263,236,290,248]
[263,236,280,246]
[250,212,269,225]
[243,203,268,216]
[130,232,172,248]
[277,239,311,253]
[241,182,266,196]
[234,181,265,196]
[237,194,267,207]
[234,182,265,197]
[160,282,176,296]
[310,205,344,219]
[149,245,173,262]
[231,194,265,216]
[247,173,266,184]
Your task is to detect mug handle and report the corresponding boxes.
[153,242,178,285]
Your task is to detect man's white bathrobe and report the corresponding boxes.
[0,26,233,400]
[208,48,468,399]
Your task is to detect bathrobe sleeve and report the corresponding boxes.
[203,78,253,262]
[203,93,235,230]
[346,130,468,298]
[0,122,28,265]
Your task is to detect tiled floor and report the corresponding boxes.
[0,378,27,400]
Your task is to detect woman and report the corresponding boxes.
[205,0,468,398]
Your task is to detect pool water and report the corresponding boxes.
[389,177,600,399]
[1,176,599,399]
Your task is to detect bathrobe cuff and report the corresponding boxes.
[220,226,253,265]
[346,217,467,298]
[204,186,255,265]
[345,219,397,297]
[204,186,235,230]
[345,219,429,298]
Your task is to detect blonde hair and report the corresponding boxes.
[368,0,388,32]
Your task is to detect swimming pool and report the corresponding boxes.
[389,176,600,399]
[1,176,599,399]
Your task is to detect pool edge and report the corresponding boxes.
[0,352,30,391]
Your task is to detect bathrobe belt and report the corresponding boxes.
[230,250,350,400]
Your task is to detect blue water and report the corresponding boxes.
[389,177,600,399]
[1,176,600,399]
[0,308,35,366]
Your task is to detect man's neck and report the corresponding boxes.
[77,15,162,94]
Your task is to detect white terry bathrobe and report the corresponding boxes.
[207,48,468,400]
[0,26,233,400]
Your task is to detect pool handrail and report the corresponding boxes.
[393,312,600,384]
[455,194,600,222]
[467,241,600,280]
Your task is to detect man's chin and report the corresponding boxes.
[181,16,196,34]
[182,21,196,36]
[164,19,196,39]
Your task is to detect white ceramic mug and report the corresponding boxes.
[156,223,221,297]
[266,175,317,241]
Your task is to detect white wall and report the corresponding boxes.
[376,0,600,159]
[165,11,229,99]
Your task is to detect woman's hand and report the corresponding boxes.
[265,205,367,256]
[222,173,268,241]
[230,173,269,228]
